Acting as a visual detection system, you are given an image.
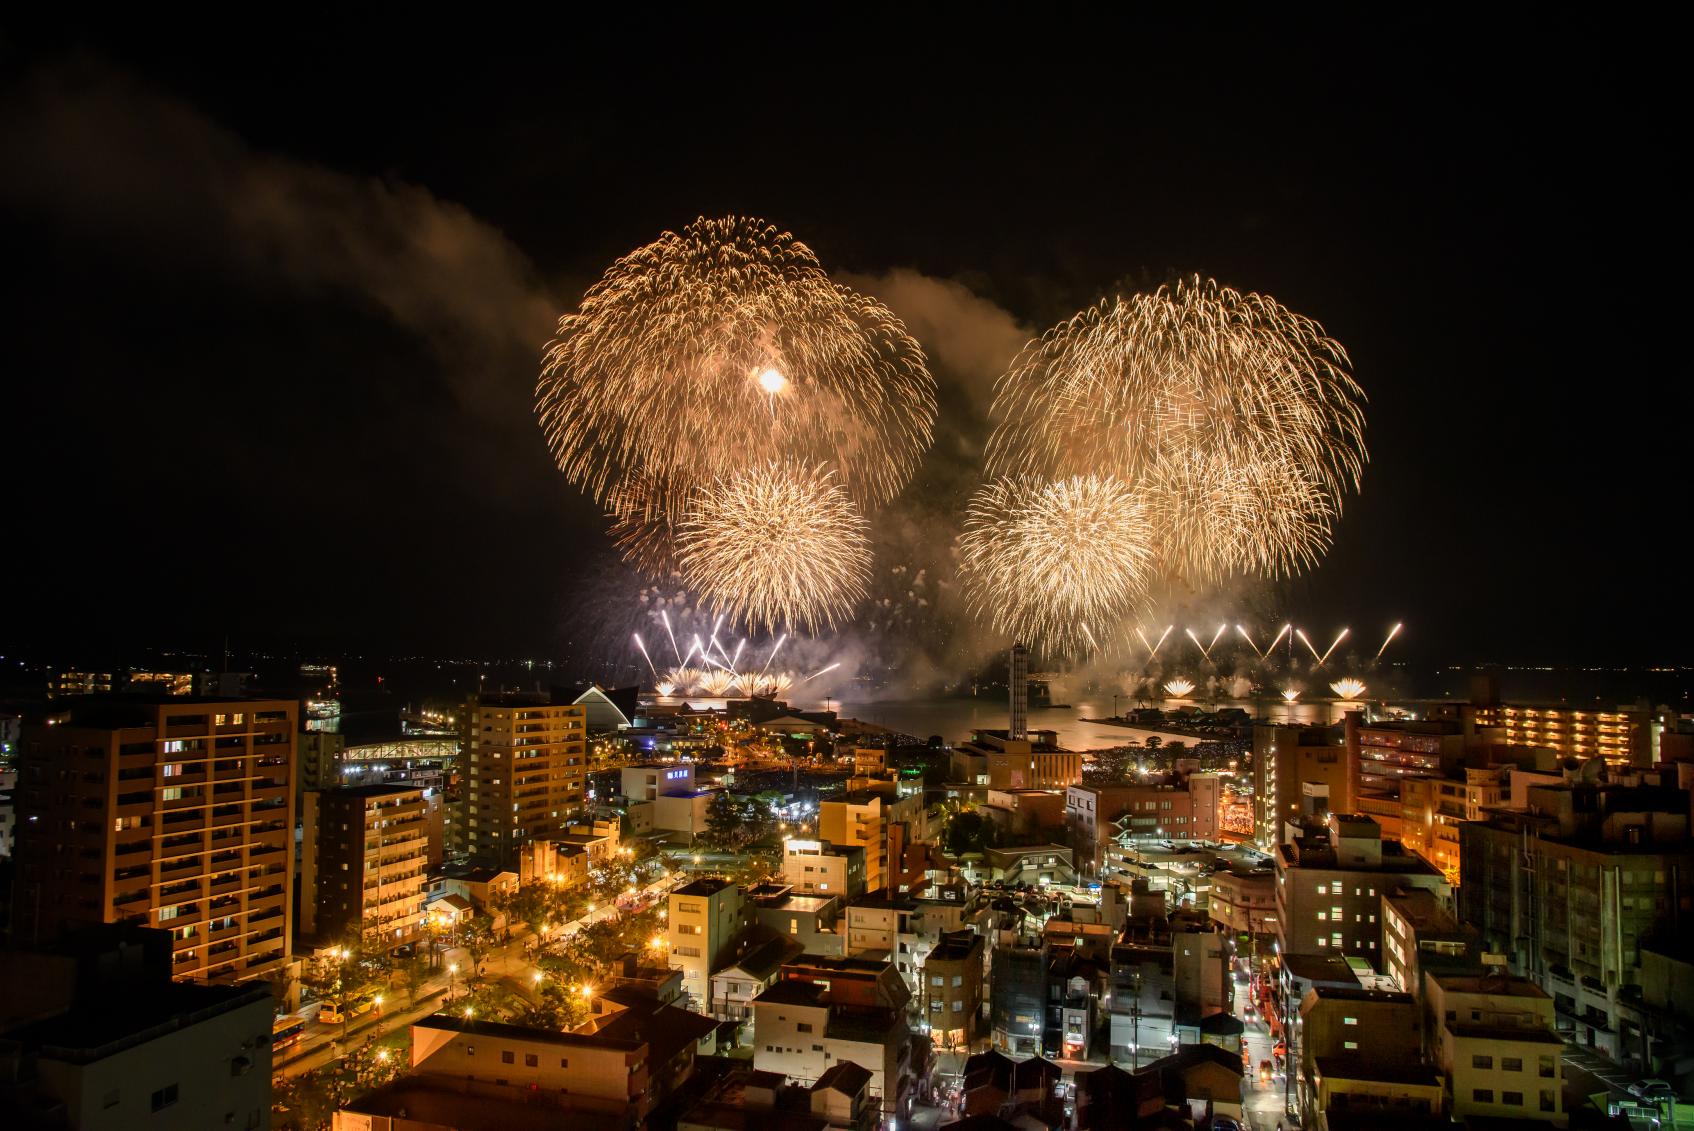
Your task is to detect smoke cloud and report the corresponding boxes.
[0,59,559,434]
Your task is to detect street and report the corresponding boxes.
[274,869,687,1080]
[1233,963,1291,1131]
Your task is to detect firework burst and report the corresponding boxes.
[1331,678,1367,700]
[957,475,1153,655]
[1164,677,1196,698]
[677,461,872,634]
[536,216,936,577]
[983,276,1365,592]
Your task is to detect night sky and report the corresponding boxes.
[1,15,1682,668]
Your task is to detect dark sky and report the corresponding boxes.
[0,14,1683,668]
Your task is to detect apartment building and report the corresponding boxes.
[819,792,885,893]
[1460,776,1694,1060]
[1252,722,1354,852]
[1425,971,1564,1123]
[12,698,296,986]
[668,877,752,1009]
[920,930,984,1050]
[456,693,586,867]
[1273,814,1448,964]
[300,784,429,944]
[782,838,866,900]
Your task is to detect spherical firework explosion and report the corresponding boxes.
[972,277,1365,633]
[957,475,1152,655]
[1330,678,1367,700]
[536,216,936,612]
[677,462,872,634]
[1164,677,1196,698]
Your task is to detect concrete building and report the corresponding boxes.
[1483,701,1652,766]
[1425,970,1564,1123]
[406,1013,669,1126]
[990,934,1048,1056]
[1399,766,1507,883]
[668,877,752,1010]
[749,883,842,956]
[12,698,295,986]
[1273,813,1448,964]
[1208,862,1277,940]
[1066,776,1221,875]
[515,837,589,889]
[1380,887,1480,997]
[300,784,429,945]
[953,730,1081,792]
[1296,986,1422,1125]
[920,929,983,1050]
[818,792,885,893]
[782,838,866,900]
[1460,776,1694,1059]
[751,971,915,1125]
[1252,722,1354,852]
[977,844,1075,887]
[0,925,274,1131]
[709,933,804,1024]
[621,763,694,802]
[456,694,586,867]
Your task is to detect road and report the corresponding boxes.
[274,869,688,1080]
[1232,961,1291,1131]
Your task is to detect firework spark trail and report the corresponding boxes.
[1236,624,1264,658]
[677,461,873,633]
[957,475,1154,655]
[660,611,682,663]
[979,276,1366,600]
[800,662,842,683]
[537,216,937,579]
[1185,628,1216,662]
[1268,623,1293,656]
[758,634,789,679]
[632,634,659,680]
[1319,627,1351,665]
[1376,622,1403,660]
[1295,629,1323,664]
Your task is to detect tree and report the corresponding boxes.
[459,913,498,980]
[704,791,743,850]
[943,810,999,856]
[514,979,591,1032]
[498,884,555,940]
[395,950,433,1010]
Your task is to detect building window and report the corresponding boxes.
[797,1022,813,1033]
[1343,1040,1358,1049]
[1343,1017,1357,1026]
[560,1057,570,1068]
[1472,1055,1493,1069]
[953,975,963,987]
[525,1053,538,1067]
[1474,1089,1493,1103]
[502,1051,514,1064]
[932,1000,943,1012]
[1538,1056,1555,1078]
[1503,1091,1523,1106]
[1540,1090,1556,1111]
[1502,1057,1522,1072]
[151,1084,179,1112]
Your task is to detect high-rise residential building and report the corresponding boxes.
[818,791,886,893]
[1251,721,1355,851]
[300,784,429,945]
[12,698,295,986]
[1273,813,1448,964]
[456,693,586,867]
[1398,767,1507,882]
[1459,775,1694,1060]
[667,877,751,1010]
[1479,702,1653,766]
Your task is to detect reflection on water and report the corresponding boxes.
[830,696,1347,749]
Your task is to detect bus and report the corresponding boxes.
[272,1015,307,1051]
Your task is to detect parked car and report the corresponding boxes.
[1630,1080,1675,1100]
[1259,1059,1273,1084]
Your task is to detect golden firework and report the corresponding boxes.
[677,461,872,634]
[537,216,936,574]
[985,276,1365,588]
[957,475,1153,655]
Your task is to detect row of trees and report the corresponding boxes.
[703,792,784,851]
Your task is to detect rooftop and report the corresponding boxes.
[415,1012,642,1052]
[1313,1055,1442,1087]
[675,876,737,898]
[1444,1021,1563,1044]
[1,982,269,1064]
[1427,971,1549,999]
[341,1077,626,1131]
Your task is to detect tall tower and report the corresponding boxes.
[1009,643,1029,741]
